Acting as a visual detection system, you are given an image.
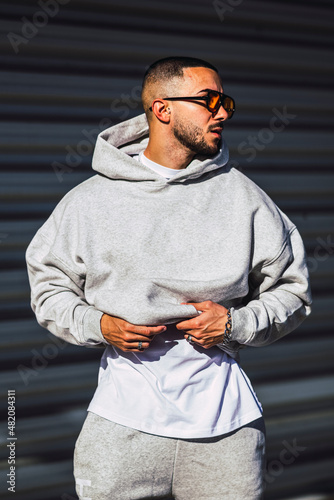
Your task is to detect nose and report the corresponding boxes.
[213,103,229,120]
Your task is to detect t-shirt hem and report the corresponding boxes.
[86,404,263,439]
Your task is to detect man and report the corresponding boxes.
[26,57,311,500]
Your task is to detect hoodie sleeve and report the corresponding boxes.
[26,221,107,347]
[229,224,312,347]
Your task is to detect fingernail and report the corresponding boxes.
[162,326,167,332]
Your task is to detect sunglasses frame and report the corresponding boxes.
[149,90,235,118]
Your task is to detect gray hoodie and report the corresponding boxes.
[26,113,312,359]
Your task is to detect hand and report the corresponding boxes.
[176,300,229,349]
[100,314,167,352]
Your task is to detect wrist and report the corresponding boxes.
[100,313,111,340]
[81,307,106,345]
[220,308,232,347]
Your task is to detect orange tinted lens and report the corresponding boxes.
[223,96,234,118]
[207,92,220,111]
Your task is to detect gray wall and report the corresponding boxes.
[0,1,334,499]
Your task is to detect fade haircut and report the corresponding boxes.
[141,56,219,119]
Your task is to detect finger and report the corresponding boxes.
[181,301,204,313]
[126,324,167,336]
[176,317,201,331]
[128,339,151,351]
[185,334,199,345]
[186,335,214,350]
[185,301,212,311]
[176,320,191,330]
[123,332,156,343]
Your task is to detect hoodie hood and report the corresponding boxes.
[92,113,229,183]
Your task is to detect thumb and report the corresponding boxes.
[181,301,204,313]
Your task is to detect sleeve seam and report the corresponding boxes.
[262,226,296,269]
[38,231,86,280]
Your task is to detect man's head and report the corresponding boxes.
[141,57,233,159]
[141,57,219,117]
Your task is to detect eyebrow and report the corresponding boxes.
[195,88,224,95]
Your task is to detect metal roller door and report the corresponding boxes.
[0,1,333,498]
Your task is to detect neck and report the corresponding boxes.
[144,131,194,170]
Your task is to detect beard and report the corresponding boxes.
[172,119,221,157]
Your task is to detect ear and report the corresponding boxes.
[151,99,171,123]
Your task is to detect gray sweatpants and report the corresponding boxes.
[74,412,266,500]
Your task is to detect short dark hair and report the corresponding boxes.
[141,56,219,116]
[143,56,218,84]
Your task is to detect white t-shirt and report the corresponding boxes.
[135,151,181,178]
[88,151,263,438]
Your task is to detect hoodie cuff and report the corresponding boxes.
[229,306,255,345]
[81,307,108,346]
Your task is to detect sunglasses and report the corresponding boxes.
[150,90,235,119]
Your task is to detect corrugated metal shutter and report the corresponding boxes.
[0,1,333,498]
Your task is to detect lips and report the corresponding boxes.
[210,128,223,138]
[209,125,224,135]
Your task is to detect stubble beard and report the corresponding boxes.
[172,119,220,157]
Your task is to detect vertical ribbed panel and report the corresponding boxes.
[0,1,333,498]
